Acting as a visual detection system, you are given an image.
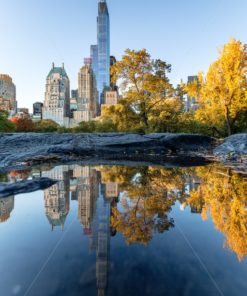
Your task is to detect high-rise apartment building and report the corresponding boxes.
[43,63,70,126]
[0,74,17,115]
[71,89,78,100]
[97,0,110,103]
[73,59,98,122]
[110,55,118,91]
[33,102,43,119]
[90,45,98,81]
[186,76,199,111]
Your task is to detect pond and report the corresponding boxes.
[0,163,246,296]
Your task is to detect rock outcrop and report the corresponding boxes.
[214,134,247,172]
[0,133,216,171]
[214,134,247,157]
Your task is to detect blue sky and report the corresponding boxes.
[1,0,246,110]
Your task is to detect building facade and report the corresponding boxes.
[33,102,43,119]
[71,89,78,100]
[97,0,110,103]
[90,45,98,82]
[104,90,118,106]
[110,55,118,91]
[0,74,17,115]
[43,63,70,126]
[74,60,98,122]
[17,107,30,118]
[186,76,199,111]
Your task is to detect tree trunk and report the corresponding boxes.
[140,102,149,131]
[225,106,232,136]
[143,112,148,130]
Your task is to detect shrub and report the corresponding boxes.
[35,120,59,132]
[15,118,35,132]
[0,110,16,132]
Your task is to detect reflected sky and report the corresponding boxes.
[0,164,246,296]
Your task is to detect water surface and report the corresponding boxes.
[0,163,246,296]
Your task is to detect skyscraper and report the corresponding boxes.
[0,74,17,115]
[186,76,199,111]
[73,59,98,122]
[110,55,118,91]
[43,63,70,126]
[97,0,110,104]
[33,102,43,119]
[90,44,98,82]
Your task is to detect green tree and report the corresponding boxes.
[35,119,59,132]
[0,110,16,132]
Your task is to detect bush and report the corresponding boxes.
[72,120,118,133]
[0,110,16,132]
[15,118,35,132]
[34,120,59,132]
[73,121,97,133]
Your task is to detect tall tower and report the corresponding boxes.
[43,63,70,126]
[73,59,98,122]
[97,0,110,104]
[90,45,98,82]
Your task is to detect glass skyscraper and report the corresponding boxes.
[97,0,110,104]
[90,45,98,83]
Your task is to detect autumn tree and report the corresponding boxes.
[187,39,247,136]
[0,110,15,132]
[109,49,176,132]
[15,117,35,132]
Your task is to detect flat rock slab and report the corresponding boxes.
[0,133,216,171]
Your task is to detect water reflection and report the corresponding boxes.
[0,195,14,223]
[0,164,246,294]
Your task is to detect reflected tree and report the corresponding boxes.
[107,166,190,245]
[187,165,247,261]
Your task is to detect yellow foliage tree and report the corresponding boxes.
[110,49,175,131]
[187,39,247,136]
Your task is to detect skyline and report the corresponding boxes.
[1,0,247,110]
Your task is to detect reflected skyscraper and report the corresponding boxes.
[0,196,14,223]
[74,166,99,231]
[89,186,111,296]
[43,166,70,230]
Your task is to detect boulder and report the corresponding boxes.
[214,134,247,159]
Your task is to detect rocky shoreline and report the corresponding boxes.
[0,132,246,173]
